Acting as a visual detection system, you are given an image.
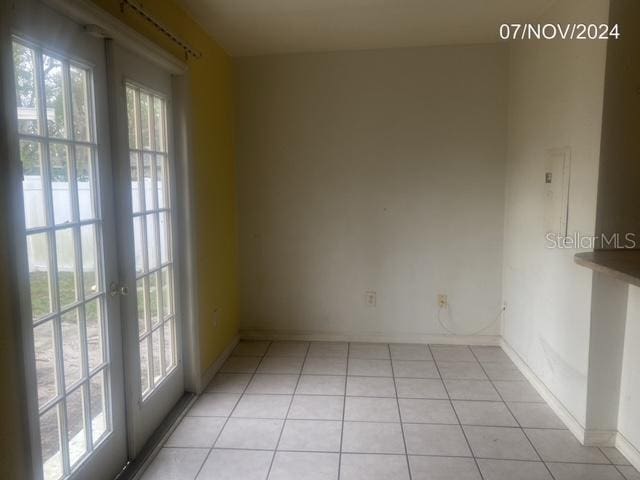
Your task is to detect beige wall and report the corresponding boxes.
[235,44,508,341]
[501,0,609,426]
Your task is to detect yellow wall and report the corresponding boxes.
[90,0,240,372]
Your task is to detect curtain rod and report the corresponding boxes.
[120,0,202,60]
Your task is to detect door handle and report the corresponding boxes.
[109,282,129,297]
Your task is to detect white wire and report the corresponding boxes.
[437,304,505,336]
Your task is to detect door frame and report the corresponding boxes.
[46,0,203,396]
[106,41,189,455]
[2,1,130,478]
[2,0,202,475]
[0,2,39,477]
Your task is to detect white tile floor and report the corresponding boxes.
[141,342,640,480]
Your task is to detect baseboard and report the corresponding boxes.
[180,330,640,470]
[500,338,591,445]
[240,328,500,346]
[616,431,640,472]
[123,393,197,480]
[583,429,617,447]
[199,334,240,392]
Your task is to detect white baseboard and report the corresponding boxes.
[234,330,640,463]
[240,328,500,346]
[501,339,622,448]
[616,431,640,472]
[199,334,240,392]
[131,394,198,480]
[583,430,617,447]
[500,339,591,445]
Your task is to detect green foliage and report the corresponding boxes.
[20,140,41,176]
[14,42,92,182]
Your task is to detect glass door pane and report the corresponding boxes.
[13,39,112,480]
[125,84,177,399]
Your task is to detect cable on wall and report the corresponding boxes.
[437,303,506,336]
[120,0,202,60]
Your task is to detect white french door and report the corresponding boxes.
[7,1,127,479]
[5,0,185,478]
[109,42,184,456]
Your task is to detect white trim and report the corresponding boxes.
[130,395,198,480]
[500,339,590,445]
[582,430,617,447]
[42,0,187,75]
[0,4,38,477]
[133,333,239,477]
[501,339,616,448]
[131,334,239,477]
[615,432,640,473]
[172,72,201,395]
[240,329,500,346]
[106,40,188,456]
[199,335,240,392]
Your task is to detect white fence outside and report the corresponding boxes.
[23,176,148,272]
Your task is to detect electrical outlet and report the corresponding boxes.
[365,291,377,307]
[437,294,448,308]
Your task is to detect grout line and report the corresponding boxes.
[599,446,632,468]
[197,394,551,403]
[468,346,558,480]
[614,464,637,479]
[191,340,273,479]
[337,342,350,480]
[264,342,310,479]
[429,344,487,480]
[182,414,574,430]
[160,444,626,466]
[389,343,413,480]
[148,342,627,480]
[220,364,536,383]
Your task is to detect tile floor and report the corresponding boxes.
[141,341,640,480]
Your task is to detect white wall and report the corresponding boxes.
[619,285,640,464]
[501,0,609,427]
[235,44,508,340]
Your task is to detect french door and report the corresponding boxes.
[7,1,127,479]
[109,42,184,456]
[6,0,184,478]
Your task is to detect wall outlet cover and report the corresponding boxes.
[437,294,448,308]
[365,291,377,307]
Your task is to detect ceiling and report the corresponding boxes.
[178,0,557,57]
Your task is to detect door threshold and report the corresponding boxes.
[114,392,196,480]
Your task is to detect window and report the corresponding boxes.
[13,39,111,479]
[125,83,176,399]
